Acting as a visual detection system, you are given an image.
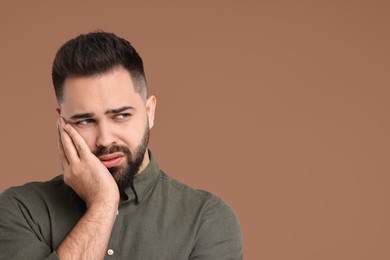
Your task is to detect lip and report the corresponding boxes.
[98,153,125,168]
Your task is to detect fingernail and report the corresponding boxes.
[56,119,60,129]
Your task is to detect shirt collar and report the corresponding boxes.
[122,150,160,204]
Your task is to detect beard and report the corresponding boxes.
[93,123,150,195]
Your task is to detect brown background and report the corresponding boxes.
[0,1,389,259]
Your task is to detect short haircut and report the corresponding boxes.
[52,31,147,104]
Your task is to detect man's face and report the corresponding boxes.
[58,66,156,193]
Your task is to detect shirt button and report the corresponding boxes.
[107,249,114,255]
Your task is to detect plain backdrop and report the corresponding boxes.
[0,1,389,259]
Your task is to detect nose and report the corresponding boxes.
[95,121,116,148]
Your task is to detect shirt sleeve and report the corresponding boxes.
[189,197,243,260]
[0,190,60,260]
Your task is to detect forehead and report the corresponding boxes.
[61,66,144,113]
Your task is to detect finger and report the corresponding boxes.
[59,117,81,163]
[61,117,90,159]
[57,118,70,166]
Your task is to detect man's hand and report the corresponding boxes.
[56,117,119,259]
[57,117,120,208]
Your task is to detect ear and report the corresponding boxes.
[146,95,157,129]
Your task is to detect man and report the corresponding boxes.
[0,32,243,259]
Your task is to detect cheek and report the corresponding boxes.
[119,128,138,146]
[118,124,145,147]
[74,128,95,151]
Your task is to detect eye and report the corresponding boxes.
[75,118,95,125]
[114,113,131,120]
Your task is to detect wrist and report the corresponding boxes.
[86,200,118,218]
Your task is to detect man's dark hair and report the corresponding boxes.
[52,31,147,103]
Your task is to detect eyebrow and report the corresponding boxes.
[105,106,135,114]
[69,106,135,120]
[69,113,95,120]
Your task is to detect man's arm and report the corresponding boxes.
[0,190,60,260]
[55,118,119,259]
[0,119,119,260]
[56,203,117,259]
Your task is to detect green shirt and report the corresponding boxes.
[0,153,243,259]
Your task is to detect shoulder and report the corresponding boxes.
[0,175,80,214]
[1,175,66,201]
[159,170,241,232]
[2,175,61,197]
[158,171,243,259]
[159,170,227,206]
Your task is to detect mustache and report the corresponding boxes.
[93,144,132,157]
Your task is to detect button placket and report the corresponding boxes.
[106,207,123,258]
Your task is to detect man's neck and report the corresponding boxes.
[136,149,151,177]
